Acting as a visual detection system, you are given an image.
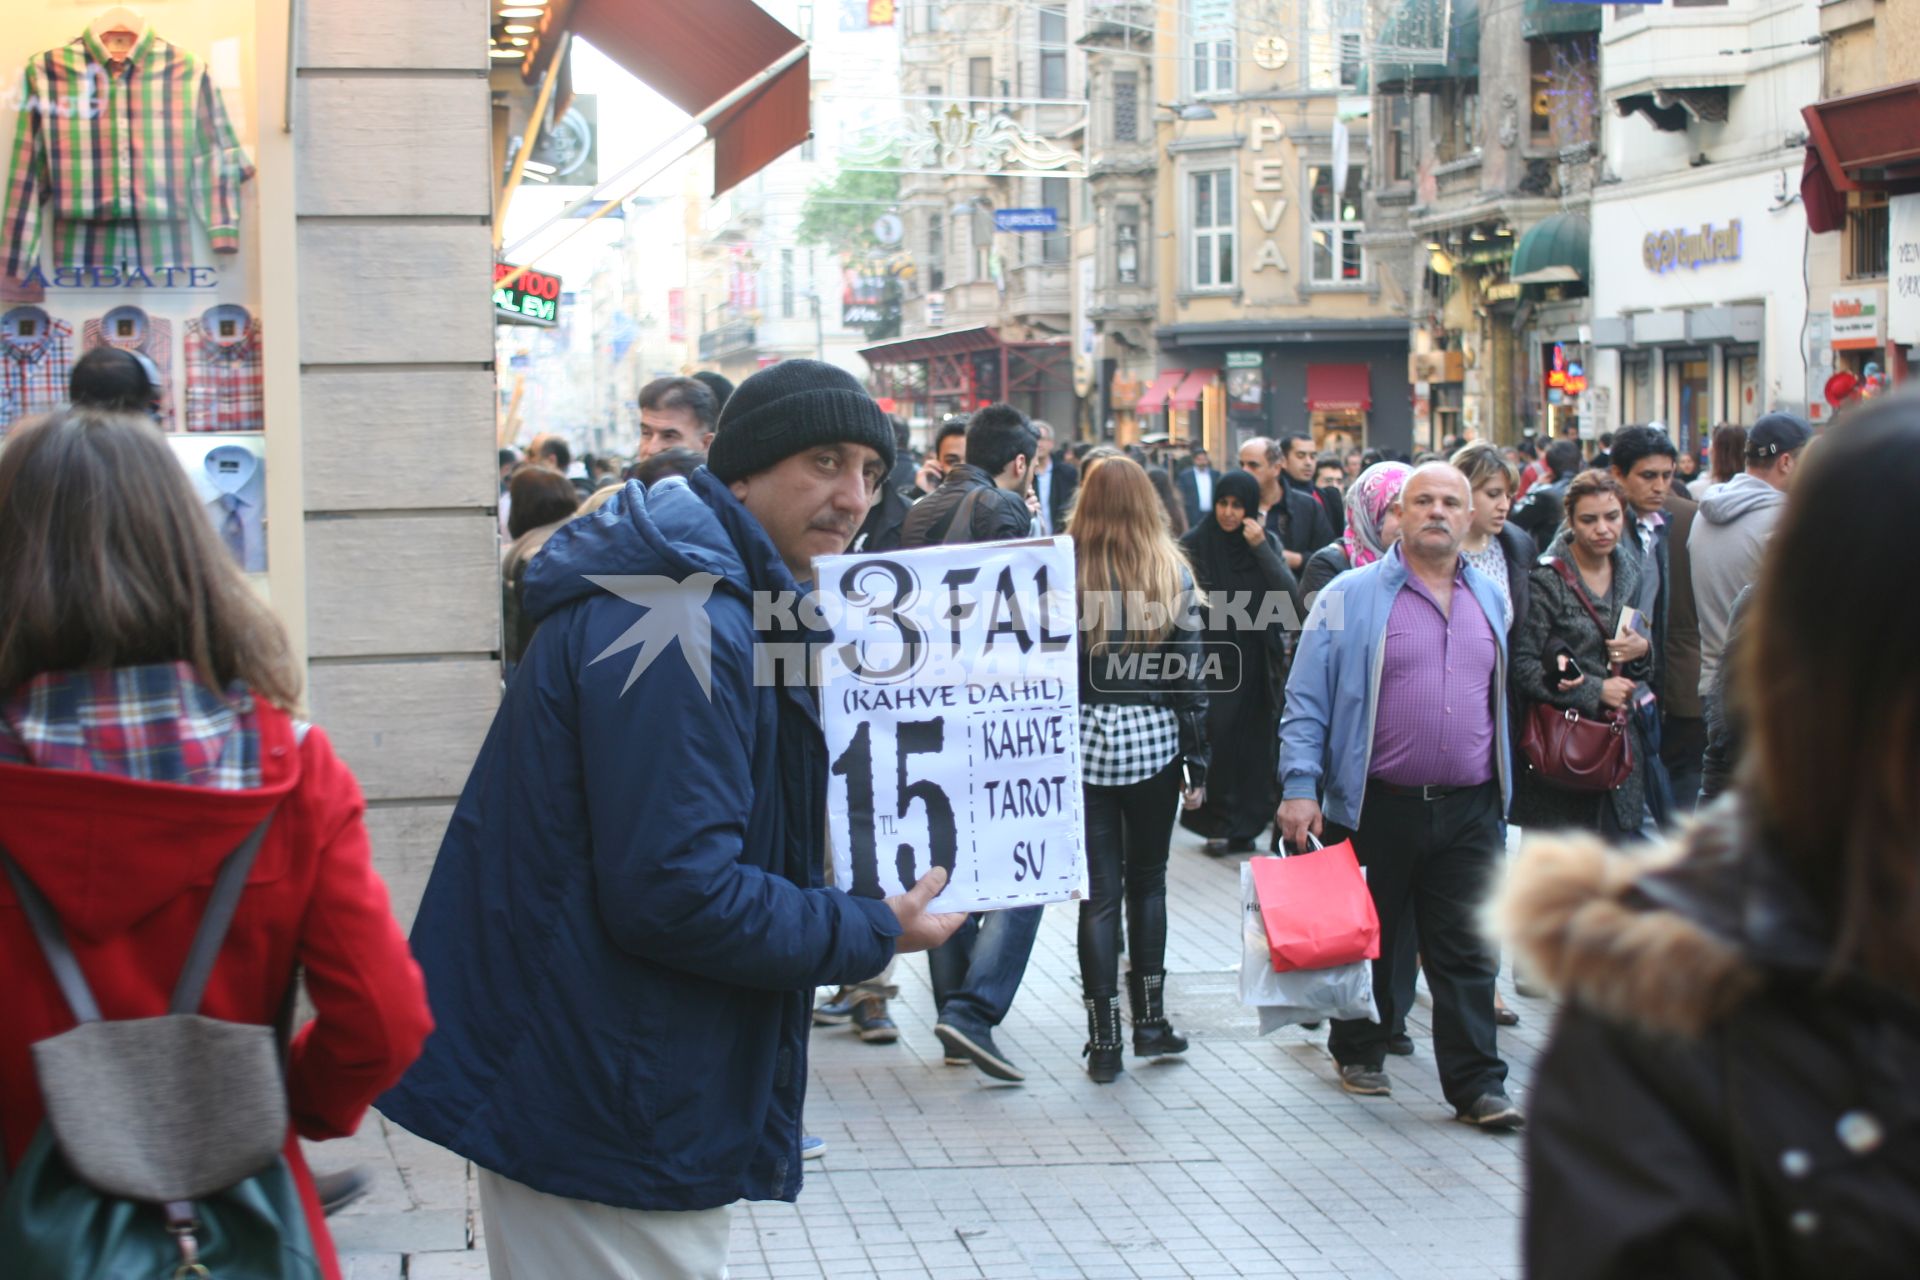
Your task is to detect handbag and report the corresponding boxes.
[0,816,321,1280]
[1247,837,1381,972]
[1521,558,1635,794]
[1238,862,1379,1028]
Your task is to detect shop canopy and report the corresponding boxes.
[1305,365,1373,413]
[1135,370,1189,414]
[1169,370,1216,413]
[1510,212,1590,284]
[522,0,810,196]
[1520,0,1599,41]
[1802,78,1920,210]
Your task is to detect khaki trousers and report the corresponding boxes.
[476,1167,732,1280]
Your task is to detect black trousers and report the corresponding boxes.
[1078,760,1181,998]
[1326,780,1508,1110]
[1662,713,1706,814]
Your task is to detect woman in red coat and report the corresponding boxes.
[0,408,434,1280]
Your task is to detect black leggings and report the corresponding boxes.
[1077,760,1181,997]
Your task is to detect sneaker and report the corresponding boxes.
[1386,1032,1415,1057]
[1457,1091,1525,1131]
[315,1167,370,1218]
[801,1135,827,1160]
[851,996,899,1044]
[812,988,854,1026]
[934,1022,1026,1083]
[1338,1064,1392,1096]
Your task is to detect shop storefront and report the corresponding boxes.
[858,326,1075,430]
[1590,169,1808,454]
[1152,320,1411,458]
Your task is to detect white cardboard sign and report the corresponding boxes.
[816,536,1087,915]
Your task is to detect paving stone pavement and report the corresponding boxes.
[316,824,1552,1279]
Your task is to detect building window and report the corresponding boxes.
[1309,164,1365,284]
[926,82,942,108]
[780,249,795,319]
[799,135,816,161]
[928,211,945,291]
[1338,29,1363,88]
[914,1,942,32]
[1040,6,1068,99]
[1042,176,1071,264]
[1385,97,1412,182]
[1113,71,1140,142]
[970,57,993,111]
[1188,0,1235,97]
[1115,204,1142,284]
[1846,193,1890,279]
[1190,168,1235,289]
[1438,85,1480,162]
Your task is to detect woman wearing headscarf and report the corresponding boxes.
[1300,461,1413,601]
[1178,470,1302,854]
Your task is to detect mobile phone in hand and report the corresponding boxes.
[1554,646,1581,677]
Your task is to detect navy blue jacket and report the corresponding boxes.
[378,470,900,1210]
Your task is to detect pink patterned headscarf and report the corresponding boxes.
[1342,461,1412,569]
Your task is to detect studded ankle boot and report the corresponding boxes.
[1127,970,1189,1057]
[1083,992,1124,1083]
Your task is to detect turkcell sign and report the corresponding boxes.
[994,208,1059,233]
[494,262,563,327]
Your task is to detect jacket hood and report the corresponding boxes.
[1490,799,1835,1038]
[0,704,301,943]
[521,470,775,625]
[1697,472,1784,526]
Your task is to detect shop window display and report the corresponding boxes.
[1,4,267,574]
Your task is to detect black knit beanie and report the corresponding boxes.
[706,359,896,483]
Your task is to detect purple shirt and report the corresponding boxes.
[1368,561,1499,788]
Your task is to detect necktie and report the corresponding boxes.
[221,495,246,563]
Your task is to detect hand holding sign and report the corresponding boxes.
[886,867,968,953]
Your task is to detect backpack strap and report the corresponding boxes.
[0,852,102,1024]
[0,811,277,1025]
[942,487,986,545]
[170,814,276,1014]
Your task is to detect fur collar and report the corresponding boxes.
[1491,807,1769,1038]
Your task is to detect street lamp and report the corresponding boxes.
[1157,102,1218,122]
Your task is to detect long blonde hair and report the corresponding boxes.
[1067,455,1190,654]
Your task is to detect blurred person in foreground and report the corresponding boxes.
[0,409,431,1280]
[1498,391,1920,1279]
[381,361,962,1278]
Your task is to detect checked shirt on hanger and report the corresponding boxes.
[183,307,263,433]
[2,27,255,279]
[0,308,72,434]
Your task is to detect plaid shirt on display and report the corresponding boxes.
[0,662,261,790]
[2,28,255,277]
[0,310,72,433]
[183,312,263,432]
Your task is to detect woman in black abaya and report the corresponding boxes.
[1178,470,1302,853]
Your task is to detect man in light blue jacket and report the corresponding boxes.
[1277,464,1521,1130]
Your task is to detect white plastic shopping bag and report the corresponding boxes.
[1238,862,1379,1030]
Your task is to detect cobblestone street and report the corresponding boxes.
[320,824,1548,1279]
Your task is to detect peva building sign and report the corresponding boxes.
[1643,220,1742,275]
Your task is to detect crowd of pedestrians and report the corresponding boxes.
[1,353,1913,1279]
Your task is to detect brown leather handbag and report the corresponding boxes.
[1521,559,1634,793]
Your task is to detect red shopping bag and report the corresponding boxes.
[1248,840,1381,972]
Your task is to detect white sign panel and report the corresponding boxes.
[1890,194,1920,346]
[817,537,1087,915]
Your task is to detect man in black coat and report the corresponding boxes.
[1510,438,1583,546]
[1175,448,1219,528]
[898,404,1039,547]
[1238,436,1334,573]
[1030,419,1078,537]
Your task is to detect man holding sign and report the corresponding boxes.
[382,360,963,1278]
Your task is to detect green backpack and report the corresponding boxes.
[0,815,321,1280]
